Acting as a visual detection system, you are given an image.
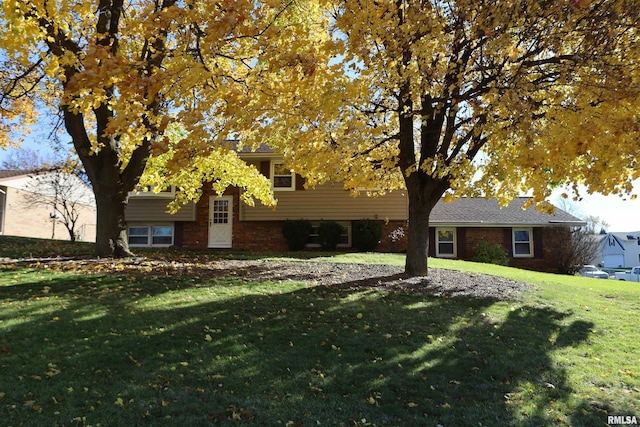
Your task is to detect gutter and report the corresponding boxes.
[430,221,586,228]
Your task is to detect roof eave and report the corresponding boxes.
[430,221,586,227]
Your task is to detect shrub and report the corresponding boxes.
[318,221,345,251]
[281,219,312,251]
[472,239,509,266]
[352,219,382,252]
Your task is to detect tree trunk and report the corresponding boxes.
[66,226,77,242]
[404,187,433,276]
[63,107,149,258]
[401,158,450,277]
[93,183,134,258]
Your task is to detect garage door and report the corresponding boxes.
[603,254,625,268]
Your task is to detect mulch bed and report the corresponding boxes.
[9,257,533,300]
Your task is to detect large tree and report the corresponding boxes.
[0,0,321,256]
[259,0,640,276]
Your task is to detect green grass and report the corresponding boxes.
[1,239,639,426]
[0,235,343,261]
[0,235,96,259]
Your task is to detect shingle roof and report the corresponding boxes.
[430,197,585,226]
[610,231,640,241]
[227,141,274,154]
[0,170,30,179]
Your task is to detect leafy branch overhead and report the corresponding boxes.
[258,0,640,274]
[1,0,314,256]
[264,0,639,197]
[1,0,638,273]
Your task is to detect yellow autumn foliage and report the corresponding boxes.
[0,0,331,230]
[257,0,639,208]
[1,0,638,264]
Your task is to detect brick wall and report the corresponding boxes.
[178,184,408,253]
[464,227,506,257]
[461,226,569,273]
[378,220,408,253]
[176,186,567,273]
[179,185,290,251]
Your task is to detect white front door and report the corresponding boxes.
[208,196,233,248]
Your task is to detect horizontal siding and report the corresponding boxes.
[241,183,408,221]
[126,198,196,222]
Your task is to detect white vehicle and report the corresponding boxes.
[614,266,640,281]
[579,265,610,279]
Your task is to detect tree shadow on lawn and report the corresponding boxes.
[0,271,619,426]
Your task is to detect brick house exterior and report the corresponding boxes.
[427,197,583,272]
[125,148,584,273]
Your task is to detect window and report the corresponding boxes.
[128,224,174,247]
[513,228,533,257]
[128,227,150,246]
[129,185,175,198]
[271,162,295,190]
[152,226,174,245]
[436,228,456,257]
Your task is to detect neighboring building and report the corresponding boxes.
[0,169,96,241]
[125,149,585,273]
[598,232,640,268]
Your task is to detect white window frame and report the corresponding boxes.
[307,221,351,248]
[436,227,456,258]
[270,161,295,191]
[128,224,174,247]
[129,185,175,199]
[512,228,533,258]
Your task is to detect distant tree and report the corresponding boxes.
[1,148,56,170]
[552,200,605,274]
[585,215,610,236]
[22,162,94,242]
[556,226,601,275]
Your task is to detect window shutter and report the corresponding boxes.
[295,174,305,191]
[504,228,514,257]
[174,222,184,247]
[428,227,436,257]
[533,228,544,258]
[457,227,466,259]
[260,161,270,178]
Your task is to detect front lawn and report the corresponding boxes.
[0,254,638,426]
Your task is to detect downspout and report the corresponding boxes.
[0,187,6,235]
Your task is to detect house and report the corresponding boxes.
[598,232,640,268]
[0,169,96,241]
[125,149,585,272]
[428,197,585,272]
[125,148,409,253]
